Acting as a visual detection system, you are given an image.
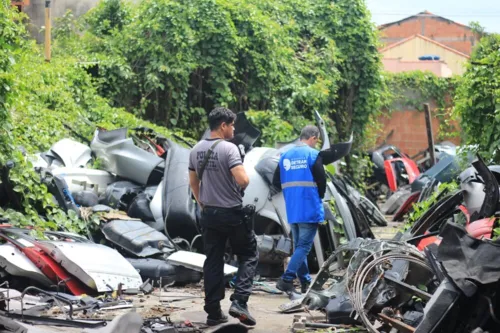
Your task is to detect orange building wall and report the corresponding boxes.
[376,109,461,157]
[380,15,478,56]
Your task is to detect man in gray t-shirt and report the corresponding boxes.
[188,139,243,208]
[188,107,258,327]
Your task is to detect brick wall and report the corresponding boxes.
[380,15,478,55]
[376,109,461,157]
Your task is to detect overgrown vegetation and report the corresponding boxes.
[404,181,459,230]
[0,2,189,233]
[385,71,457,112]
[2,0,471,233]
[54,0,383,146]
[454,32,500,163]
[0,0,385,232]
[0,0,25,162]
[245,110,297,147]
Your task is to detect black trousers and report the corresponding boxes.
[201,206,258,315]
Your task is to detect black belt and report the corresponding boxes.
[203,205,243,212]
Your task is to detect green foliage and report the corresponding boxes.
[53,10,77,40]
[384,71,457,112]
[85,0,132,36]
[0,0,26,163]
[246,110,297,147]
[326,0,384,143]
[344,154,375,193]
[0,3,67,232]
[327,195,347,245]
[10,46,176,154]
[404,181,459,230]
[454,32,500,163]
[469,21,485,36]
[56,0,382,145]
[0,2,191,234]
[493,220,500,240]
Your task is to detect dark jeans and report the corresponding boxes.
[282,223,319,284]
[201,206,258,315]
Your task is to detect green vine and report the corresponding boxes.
[403,181,459,231]
[49,0,384,145]
[0,3,193,234]
[454,32,500,163]
[328,197,347,245]
[0,0,26,164]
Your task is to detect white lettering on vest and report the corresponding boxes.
[290,159,308,170]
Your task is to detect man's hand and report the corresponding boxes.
[231,165,249,189]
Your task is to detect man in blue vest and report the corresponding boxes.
[274,125,326,293]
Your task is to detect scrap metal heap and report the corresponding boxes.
[281,154,500,333]
[282,232,500,333]
[3,110,500,332]
[0,112,384,282]
[0,112,388,332]
[0,223,240,332]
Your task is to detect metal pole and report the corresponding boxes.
[44,0,51,62]
[423,103,436,167]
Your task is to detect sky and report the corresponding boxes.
[365,0,500,33]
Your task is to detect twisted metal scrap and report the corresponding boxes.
[345,245,431,333]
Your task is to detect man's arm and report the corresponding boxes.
[189,170,202,206]
[312,155,327,199]
[227,143,249,189]
[231,165,249,189]
[272,165,281,189]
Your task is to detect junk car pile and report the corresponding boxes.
[281,154,500,333]
[3,110,498,332]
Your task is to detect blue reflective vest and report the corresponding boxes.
[279,144,324,224]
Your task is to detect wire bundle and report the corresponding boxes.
[345,247,431,333]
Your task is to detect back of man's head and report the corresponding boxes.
[300,125,320,140]
[208,107,236,131]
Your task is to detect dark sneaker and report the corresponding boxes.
[207,310,229,326]
[301,282,310,294]
[229,301,256,326]
[276,278,295,293]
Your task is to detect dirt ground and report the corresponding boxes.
[166,220,402,332]
[371,220,401,239]
[168,288,321,333]
[15,285,321,332]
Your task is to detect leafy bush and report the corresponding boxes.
[0,0,386,233]
[59,0,383,146]
[454,32,500,162]
[0,2,193,233]
[0,0,26,162]
[246,110,302,147]
[404,181,459,230]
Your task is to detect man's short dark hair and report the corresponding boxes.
[300,125,320,140]
[208,107,236,131]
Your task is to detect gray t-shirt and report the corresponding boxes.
[188,139,243,208]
